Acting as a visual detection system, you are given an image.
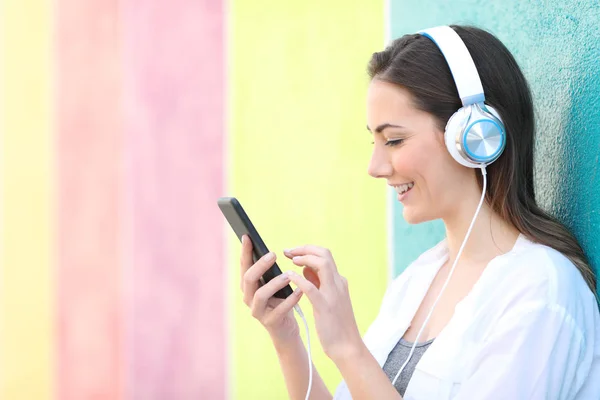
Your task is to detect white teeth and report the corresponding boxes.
[395,182,414,195]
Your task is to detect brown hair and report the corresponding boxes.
[368,25,597,297]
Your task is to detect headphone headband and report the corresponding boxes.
[418,26,485,106]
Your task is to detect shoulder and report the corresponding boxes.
[475,235,599,334]
[493,235,595,307]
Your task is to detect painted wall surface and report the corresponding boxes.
[0,0,225,398]
[2,0,597,399]
[0,1,54,398]
[230,0,386,397]
[122,1,225,398]
[388,1,600,290]
[56,1,124,398]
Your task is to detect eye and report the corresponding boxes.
[385,139,404,147]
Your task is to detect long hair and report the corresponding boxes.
[367,25,597,295]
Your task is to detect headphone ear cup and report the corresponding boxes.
[445,103,506,168]
[483,104,503,124]
[465,103,505,164]
[445,106,481,168]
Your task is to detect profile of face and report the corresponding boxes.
[366,79,475,224]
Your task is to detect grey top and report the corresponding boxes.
[382,337,436,397]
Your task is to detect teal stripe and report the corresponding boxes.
[388,1,599,289]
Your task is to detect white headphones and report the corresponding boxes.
[418,26,506,168]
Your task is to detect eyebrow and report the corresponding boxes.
[366,123,405,134]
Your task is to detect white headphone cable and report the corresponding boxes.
[294,304,313,400]
[392,166,487,386]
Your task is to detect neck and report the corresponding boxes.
[443,198,520,268]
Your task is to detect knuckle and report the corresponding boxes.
[254,287,268,304]
[260,256,274,268]
[243,271,254,286]
[250,299,263,318]
[305,284,318,295]
[341,277,349,290]
[262,315,274,328]
[242,290,252,306]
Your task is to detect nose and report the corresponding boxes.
[367,145,393,179]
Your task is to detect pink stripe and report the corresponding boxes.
[121,0,226,398]
[55,1,124,399]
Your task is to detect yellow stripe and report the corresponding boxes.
[0,0,54,398]
[230,0,385,397]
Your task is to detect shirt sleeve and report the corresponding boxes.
[454,301,588,400]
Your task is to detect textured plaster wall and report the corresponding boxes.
[389,1,600,296]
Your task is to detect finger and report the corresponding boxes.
[240,235,254,291]
[287,271,324,308]
[251,272,292,319]
[291,254,334,285]
[264,287,304,327]
[242,252,276,306]
[303,267,321,289]
[284,245,331,259]
[284,245,339,276]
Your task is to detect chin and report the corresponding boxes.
[402,207,435,225]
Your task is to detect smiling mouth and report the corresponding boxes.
[394,182,414,195]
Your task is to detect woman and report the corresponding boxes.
[239,25,600,399]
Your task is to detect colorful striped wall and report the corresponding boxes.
[1,0,598,399]
[0,0,386,398]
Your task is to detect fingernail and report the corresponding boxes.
[294,287,303,295]
[241,236,246,245]
[281,271,290,279]
[264,252,274,262]
[284,248,293,254]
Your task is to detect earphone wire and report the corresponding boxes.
[294,304,313,400]
[392,166,488,386]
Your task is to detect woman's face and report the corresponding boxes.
[366,79,472,224]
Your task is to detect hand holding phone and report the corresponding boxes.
[218,197,315,399]
[217,197,293,299]
[218,196,305,344]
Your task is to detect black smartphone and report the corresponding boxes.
[217,197,293,299]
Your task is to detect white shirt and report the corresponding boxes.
[334,234,600,399]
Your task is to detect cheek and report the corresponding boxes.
[393,142,452,199]
[389,151,415,174]
[390,147,432,184]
